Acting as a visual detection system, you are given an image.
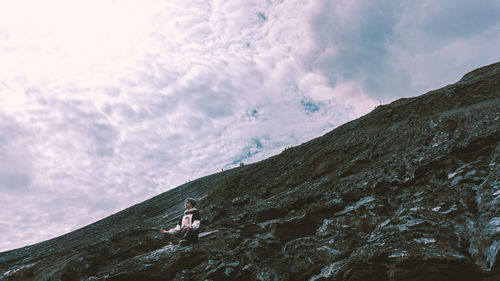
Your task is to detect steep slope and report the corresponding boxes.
[1,62,499,281]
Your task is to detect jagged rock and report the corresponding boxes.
[1,62,500,280]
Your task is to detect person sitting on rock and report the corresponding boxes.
[159,198,201,246]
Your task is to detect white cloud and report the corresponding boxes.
[0,113,34,193]
[389,0,500,94]
[306,0,500,100]
[0,0,499,252]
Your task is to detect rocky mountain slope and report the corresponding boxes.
[1,62,499,281]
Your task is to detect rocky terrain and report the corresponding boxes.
[1,62,499,281]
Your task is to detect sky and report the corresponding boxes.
[0,0,499,252]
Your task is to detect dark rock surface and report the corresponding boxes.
[1,62,499,281]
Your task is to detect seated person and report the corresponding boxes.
[159,198,201,246]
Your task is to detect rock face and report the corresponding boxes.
[1,62,500,281]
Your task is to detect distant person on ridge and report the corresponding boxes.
[159,198,201,246]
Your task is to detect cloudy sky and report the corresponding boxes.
[1,0,499,252]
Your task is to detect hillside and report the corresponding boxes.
[1,62,499,281]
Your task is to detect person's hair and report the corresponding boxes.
[185,198,197,207]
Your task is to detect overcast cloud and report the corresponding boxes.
[0,0,499,252]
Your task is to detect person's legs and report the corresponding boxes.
[163,232,184,244]
[181,229,198,243]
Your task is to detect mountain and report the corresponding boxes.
[1,62,499,281]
